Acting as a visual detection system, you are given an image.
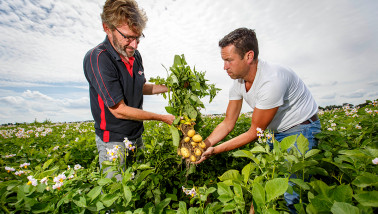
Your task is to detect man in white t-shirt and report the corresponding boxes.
[196,28,321,213]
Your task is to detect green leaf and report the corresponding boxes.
[30,203,52,213]
[217,182,234,197]
[264,208,280,214]
[242,162,255,184]
[123,185,132,206]
[184,105,197,119]
[280,135,297,152]
[218,170,242,182]
[102,193,119,207]
[331,202,359,214]
[354,191,378,207]
[352,172,378,188]
[265,178,289,202]
[332,185,353,203]
[296,134,309,155]
[87,186,102,202]
[177,201,188,214]
[155,198,171,214]
[218,194,233,203]
[304,149,320,159]
[290,178,310,190]
[97,178,112,186]
[170,125,180,147]
[42,158,54,170]
[232,150,254,159]
[233,183,244,206]
[251,145,266,153]
[252,182,265,210]
[135,169,154,184]
[74,196,87,208]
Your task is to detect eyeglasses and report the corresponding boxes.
[114,27,144,43]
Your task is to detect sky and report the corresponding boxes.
[0,0,377,124]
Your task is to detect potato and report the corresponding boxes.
[187,129,195,138]
[192,134,202,143]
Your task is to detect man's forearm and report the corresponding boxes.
[143,84,168,95]
[213,129,257,154]
[205,121,234,148]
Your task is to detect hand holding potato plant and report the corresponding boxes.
[149,54,220,162]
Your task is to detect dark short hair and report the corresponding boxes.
[219,28,259,60]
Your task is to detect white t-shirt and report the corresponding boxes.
[229,59,318,132]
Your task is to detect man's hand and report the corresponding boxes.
[162,114,175,125]
[195,146,215,164]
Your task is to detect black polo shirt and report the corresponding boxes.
[83,36,145,142]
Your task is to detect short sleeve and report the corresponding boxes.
[229,80,243,100]
[85,51,123,108]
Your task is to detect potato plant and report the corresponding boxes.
[149,54,220,162]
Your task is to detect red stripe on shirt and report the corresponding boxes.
[98,95,109,142]
[96,50,116,106]
[89,45,108,106]
[122,57,135,77]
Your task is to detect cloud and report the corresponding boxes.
[0,89,90,124]
[340,89,366,99]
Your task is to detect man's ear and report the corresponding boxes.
[246,51,255,63]
[103,23,110,33]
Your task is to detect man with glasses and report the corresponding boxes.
[83,0,175,180]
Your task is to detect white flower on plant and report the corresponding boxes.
[340,127,346,130]
[67,174,74,179]
[256,127,264,137]
[355,125,362,129]
[27,176,38,186]
[53,146,59,151]
[372,158,378,165]
[327,128,334,131]
[53,173,66,183]
[20,162,30,169]
[124,138,135,152]
[15,170,25,176]
[5,154,16,158]
[61,134,66,138]
[67,165,71,170]
[182,186,197,198]
[5,166,15,173]
[74,164,82,170]
[106,148,119,161]
[52,182,63,190]
[40,177,48,185]
[75,137,79,142]
[328,120,334,123]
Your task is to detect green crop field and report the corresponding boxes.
[1,100,377,213]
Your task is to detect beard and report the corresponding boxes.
[112,35,135,58]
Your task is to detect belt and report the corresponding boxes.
[300,113,319,125]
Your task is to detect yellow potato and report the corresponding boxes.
[187,129,195,138]
[190,155,197,162]
[192,134,202,143]
[180,147,190,158]
[184,137,190,142]
[191,141,198,147]
[199,141,206,149]
[194,148,202,156]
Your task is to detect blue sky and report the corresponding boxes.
[0,0,377,124]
